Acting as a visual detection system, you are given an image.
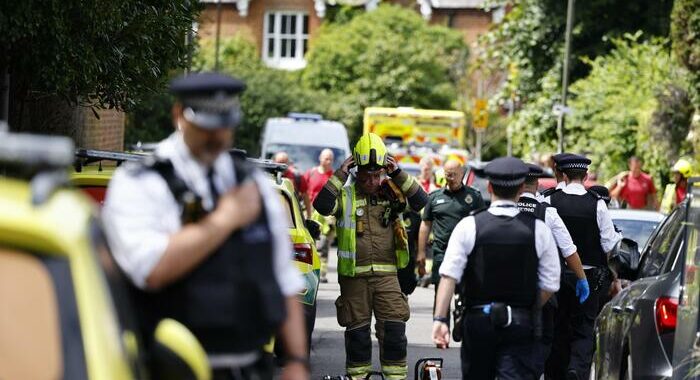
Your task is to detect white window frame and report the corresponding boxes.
[263,11,309,70]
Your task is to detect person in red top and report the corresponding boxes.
[609,156,659,210]
[304,148,335,283]
[274,151,310,215]
[417,156,437,193]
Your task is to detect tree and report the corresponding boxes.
[194,36,323,155]
[302,4,468,141]
[565,35,690,186]
[477,0,674,157]
[671,0,700,104]
[0,0,200,134]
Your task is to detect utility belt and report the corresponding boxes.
[467,303,533,328]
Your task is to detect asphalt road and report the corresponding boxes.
[308,249,462,380]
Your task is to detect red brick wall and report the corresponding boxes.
[198,2,323,55]
[430,9,492,48]
[81,108,125,151]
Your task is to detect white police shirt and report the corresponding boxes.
[102,132,304,294]
[521,192,577,258]
[543,182,622,254]
[439,200,561,293]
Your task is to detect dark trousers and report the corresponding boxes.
[460,313,538,380]
[211,354,273,380]
[546,271,602,380]
[533,299,556,377]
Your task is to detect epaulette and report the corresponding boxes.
[540,187,560,197]
[469,206,488,216]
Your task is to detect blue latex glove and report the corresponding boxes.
[576,279,590,304]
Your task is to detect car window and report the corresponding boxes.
[264,144,345,172]
[278,192,296,228]
[0,248,88,380]
[612,219,661,249]
[639,209,685,278]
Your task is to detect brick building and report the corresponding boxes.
[197,0,502,70]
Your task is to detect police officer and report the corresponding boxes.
[517,163,589,377]
[103,72,309,380]
[417,159,484,317]
[432,157,560,379]
[543,154,622,380]
[313,133,428,380]
[540,153,574,199]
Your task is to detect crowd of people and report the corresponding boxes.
[97,71,695,380]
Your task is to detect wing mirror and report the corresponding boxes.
[305,219,322,241]
[608,237,641,281]
[151,319,211,380]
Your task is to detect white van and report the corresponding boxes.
[260,113,351,172]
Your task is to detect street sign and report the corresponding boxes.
[552,103,573,116]
[472,99,488,130]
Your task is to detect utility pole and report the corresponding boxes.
[557,0,575,153]
[1,68,9,123]
[215,0,223,71]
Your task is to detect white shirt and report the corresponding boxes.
[102,133,304,295]
[521,192,577,258]
[439,200,561,293]
[544,182,622,253]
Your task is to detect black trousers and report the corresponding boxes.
[533,299,557,377]
[211,353,273,380]
[546,271,602,380]
[460,313,538,380]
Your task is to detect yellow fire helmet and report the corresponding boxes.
[353,133,388,171]
[672,158,693,178]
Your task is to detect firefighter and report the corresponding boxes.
[313,133,428,380]
[660,158,693,214]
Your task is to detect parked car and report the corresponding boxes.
[609,208,665,248]
[71,149,321,349]
[0,133,209,380]
[591,196,689,379]
[260,113,351,172]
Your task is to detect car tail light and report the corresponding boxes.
[294,243,313,265]
[656,296,678,334]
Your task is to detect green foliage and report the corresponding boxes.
[303,4,468,141]
[0,0,201,116]
[194,36,323,155]
[671,0,700,103]
[124,91,175,146]
[566,35,688,187]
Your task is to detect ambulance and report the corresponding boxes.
[363,107,466,149]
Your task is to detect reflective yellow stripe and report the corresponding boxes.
[329,175,344,191]
[400,176,415,193]
[382,364,408,379]
[355,264,398,274]
[338,250,356,260]
[347,364,372,377]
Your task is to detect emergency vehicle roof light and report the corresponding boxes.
[287,113,322,122]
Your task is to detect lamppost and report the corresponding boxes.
[556,0,575,153]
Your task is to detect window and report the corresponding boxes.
[263,12,309,70]
[638,208,686,278]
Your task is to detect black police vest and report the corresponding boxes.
[462,210,539,308]
[549,190,605,267]
[517,196,548,221]
[130,155,286,354]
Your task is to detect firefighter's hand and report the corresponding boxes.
[432,321,450,349]
[340,156,355,175]
[280,361,309,380]
[386,154,398,173]
[416,253,427,277]
[217,181,261,231]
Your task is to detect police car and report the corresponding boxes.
[0,132,209,380]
